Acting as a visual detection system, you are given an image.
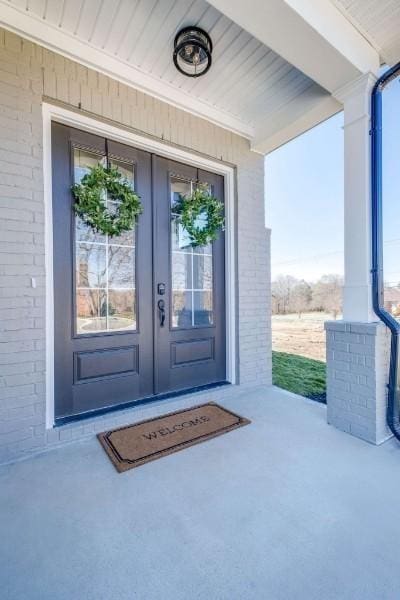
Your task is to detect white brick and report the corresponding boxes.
[326,321,390,444]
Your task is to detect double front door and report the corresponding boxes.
[52,124,226,420]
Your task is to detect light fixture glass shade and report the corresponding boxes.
[173,27,212,77]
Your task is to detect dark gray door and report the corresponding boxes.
[153,156,226,394]
[52,125,226,421]
[52,123,153,419]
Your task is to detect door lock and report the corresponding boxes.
[157,282,166,295]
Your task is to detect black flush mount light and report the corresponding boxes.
[173,26,212,77]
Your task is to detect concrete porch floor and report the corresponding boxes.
[1,385,400,600]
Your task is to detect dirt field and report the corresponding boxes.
[272,312,337,362]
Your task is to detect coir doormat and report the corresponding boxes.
[98,402,250,472]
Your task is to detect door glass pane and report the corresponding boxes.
[74,148,106,244]
[172,252,192,290]
[76,243,106,288]
[172,291,192,328]
[74,148,137,334]
[170,177,214,328]
[193,254,212,290]
[76,289,107,334]
[107,290,136,331]
[108,245,135,288]
[108,158,136,246]
[194,291,213,326]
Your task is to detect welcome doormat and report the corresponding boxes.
[98,403,250,472]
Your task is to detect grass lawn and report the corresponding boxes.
[272,351,326,403]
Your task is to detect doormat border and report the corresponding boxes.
[98,402,250,472]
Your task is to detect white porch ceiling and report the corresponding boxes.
[332,0,400,66]
[2,0,391,153]
[0,0,332,145]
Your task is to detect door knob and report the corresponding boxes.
[158,299,166,327]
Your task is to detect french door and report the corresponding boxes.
[52,123,225,421]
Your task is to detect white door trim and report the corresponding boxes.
[43,102,237,429]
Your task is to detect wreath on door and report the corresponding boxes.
[71,164,143,237]
[172,184,224,248]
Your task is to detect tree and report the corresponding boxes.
[311,274,343,319]
[271,273,343,317]
[290,280,312,317]
[272,275,298,314]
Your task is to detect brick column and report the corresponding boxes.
[325,321,390,444]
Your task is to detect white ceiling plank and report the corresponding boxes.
[213,51,284,110]
[207,0,379,92]
[11,0,27,10]
[254,74,314,114]
[126,0,167,63]
[131,0,177,67]
[100,0,139,55]
[42,0,65,26]
[89,0,121,47]
[231,64,301,116]
[242,67,307,117]
[138,0,195,71]
[191,3,222,37]
[117,0,158,63]
[74,0,101,40]
[247,72,314,119]
[58,0,83,33]
[27,0,46,19]
[200,36,261,103]
[209,45,274,106]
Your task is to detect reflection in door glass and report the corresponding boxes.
[74,149,137,334]
[170,177,214,328]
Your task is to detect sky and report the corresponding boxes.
[265,112,344,282]
[265,74,400,286]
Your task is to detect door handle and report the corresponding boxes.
[158,299,166,327]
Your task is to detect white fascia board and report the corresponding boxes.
[0,1,253,139]
[208,0,379,93]
[252,86,342,154]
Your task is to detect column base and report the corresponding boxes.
[325,320,391,444]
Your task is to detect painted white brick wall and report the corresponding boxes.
[325,320,391,444]
[0,29,271,464]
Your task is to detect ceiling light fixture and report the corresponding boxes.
[173,26,212,78]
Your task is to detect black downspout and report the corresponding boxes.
[371,62,400,441]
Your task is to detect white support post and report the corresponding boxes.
[326,73,391,444]
[334,73,377,322]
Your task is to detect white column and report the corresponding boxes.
[327,72,392,445]
[334,73,377,322]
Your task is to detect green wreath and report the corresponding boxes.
[172,184,224,248]
[71,164,143,237]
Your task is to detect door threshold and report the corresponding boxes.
[54,381,231,427]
